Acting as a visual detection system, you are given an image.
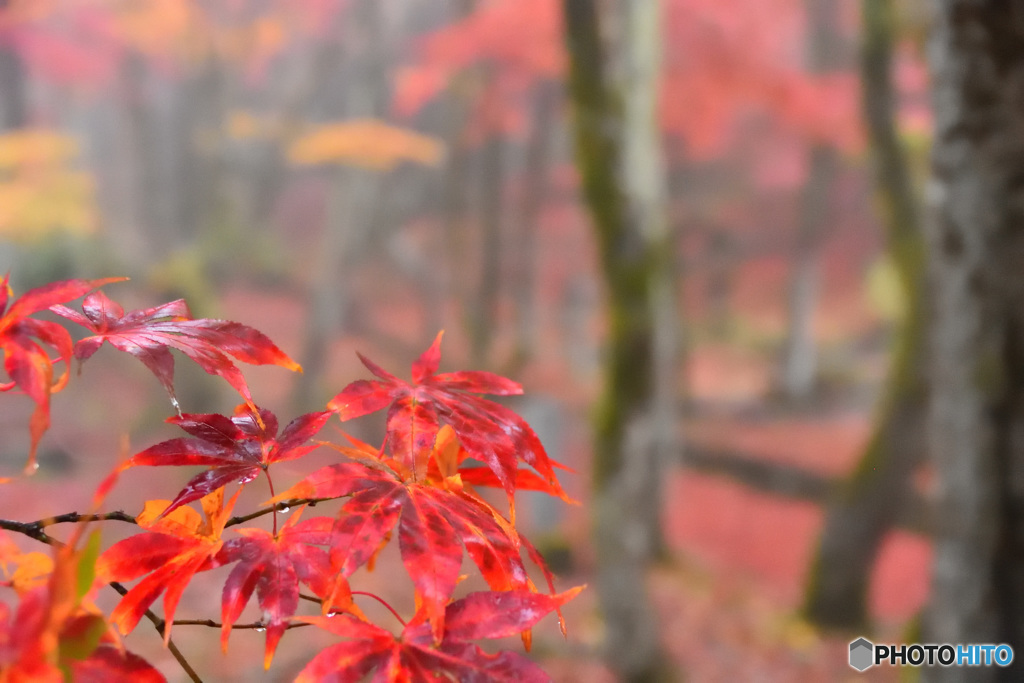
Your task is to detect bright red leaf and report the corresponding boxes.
[327,332,568,520]
[51,290,302,410]
[0,274,123,472]
[122,404,331,518]
[68,645,166,683]
[295,587,582,683]
[270,458,541,643]
[212,509,351,669]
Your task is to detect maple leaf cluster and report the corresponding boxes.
[0,276,580,681]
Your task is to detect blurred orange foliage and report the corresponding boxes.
[287,119,444,170]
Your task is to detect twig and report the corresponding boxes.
[108,582,203,683]
[224,497,339,528]
[0,520,63,546]
[172,618,312,630]
[0,497,340,543]
[0,511,136,545]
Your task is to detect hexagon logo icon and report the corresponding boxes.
[849,637,874,671]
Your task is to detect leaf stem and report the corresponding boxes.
[265,470,278,535]
[352,591,407,627]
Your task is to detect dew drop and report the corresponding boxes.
[29,462,39,472]
[279,505,290,513]
[255,626,266,633]
[326,612,338,618]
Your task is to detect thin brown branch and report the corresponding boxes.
[39,510,138,527]
[107,582,203,683]
[224,497,340,528]
[0,511,136,545]
[172,618,312,630]
[0,520,63,546]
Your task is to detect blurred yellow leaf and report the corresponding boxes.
[0,128,97,241]
[287,119,445,170]
[866,255,906,322]
[0,128,78,169]
[0,532,54,596]
[226,109,282,141]
[10,552,54,594]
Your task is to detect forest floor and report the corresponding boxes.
[539,335,929,682]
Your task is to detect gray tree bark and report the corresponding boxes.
[779,0,843,401]
[509,80,559,371]
[289,0,391,413]
[923,3,1024,680]
[469,112,505,367]
[563,0,676,680]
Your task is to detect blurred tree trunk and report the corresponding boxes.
[0,0,24,271]
[470,88,505,366]
[0,0,26,130]
[172,56,228,244]
[118,52,167,265]
[509,80,559,370]
[290,0,389,413]
[778,0,842,401]
[434,0,480,339]
[923,4,1024,679]
[779,149,834,399]
[803,0,927,630]
[563,0,676,680]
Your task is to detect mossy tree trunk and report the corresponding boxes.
[803,0,927,630]
[563,1,676,680]
[923,3,1024,680]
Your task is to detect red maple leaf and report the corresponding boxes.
[96,489,238,644]
[427,423,577,502]
[327,332,568,520]
[68,645,166,683]
[122,404,331,518]
[51,290,302,410]
[212,509,352,669]
[270,455,548,644]
[0,274,123,472]
[294,587,583,682]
